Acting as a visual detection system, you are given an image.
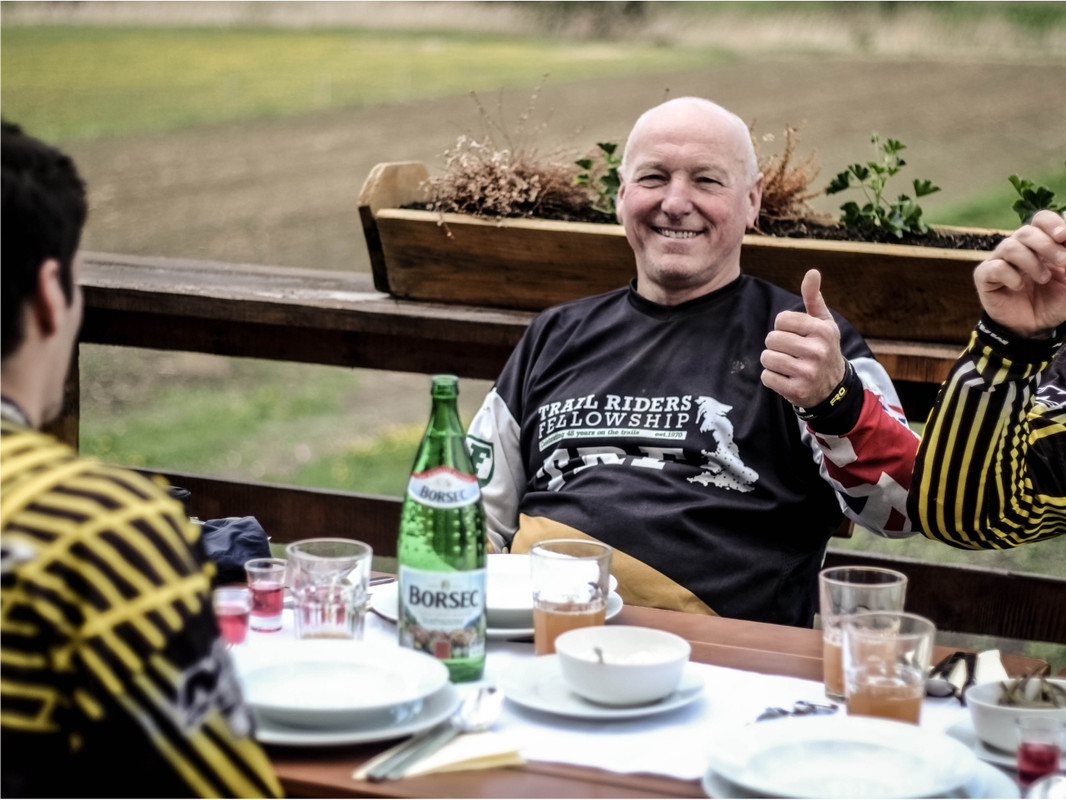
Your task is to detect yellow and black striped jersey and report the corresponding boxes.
[909,318,1066,549]
[1,417,281,798]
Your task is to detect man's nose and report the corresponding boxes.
[660,178,692,217]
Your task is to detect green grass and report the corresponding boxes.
[80,348,356,478]
[0,25,729,143]
[931,165,1066,230]
[282,426,422,498]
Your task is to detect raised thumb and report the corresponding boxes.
[801,269,832,320]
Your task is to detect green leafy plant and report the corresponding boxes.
[825,134,941,238]
[1009,166,1066,223]
[575,142,621,216]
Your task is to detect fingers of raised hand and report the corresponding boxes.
[978,234,1066,293]
[1029,209,1066,242]
[1002,222,1066,274]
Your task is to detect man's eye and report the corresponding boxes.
[696,176,722,185]
[637,175,666,186]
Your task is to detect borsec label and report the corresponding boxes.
[406,466,481,509]
[398,566,486,661]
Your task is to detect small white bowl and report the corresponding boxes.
[554,625,690,707]
[965,678,1066,753]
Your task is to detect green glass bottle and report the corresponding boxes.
[397,375,486,682]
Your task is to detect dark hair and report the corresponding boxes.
[1,121,88,358]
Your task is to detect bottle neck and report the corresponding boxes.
[427,394,463,437]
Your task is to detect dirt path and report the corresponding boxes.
[71,57,1066,274]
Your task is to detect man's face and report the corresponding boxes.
[616,101,762,306]
[41,255,83,425]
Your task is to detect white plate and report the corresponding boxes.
[946,718,1066,771]
[704,715,981,799]
[372,580,623,638]
[500,654,705,720]
[232,639,449,729]
[250,683,461,747]
[486,554,619,628]
[701,759,1017,799]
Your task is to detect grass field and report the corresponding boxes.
[1,24,728,142]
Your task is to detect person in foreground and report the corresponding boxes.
[1,122,281,798]
[909,209,1066,548]
[466,97,920,627]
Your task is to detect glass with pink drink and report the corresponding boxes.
[245,557,286,632]
[212,586,251,646]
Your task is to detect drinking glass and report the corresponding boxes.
[530,539,612,656]
[286,538,372,640]
[1017,718,1065,790]
[212,586,251,647]
[245,556,287,632]
[819,566,908,700]
[842,611,935,725]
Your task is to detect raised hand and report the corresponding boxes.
[976,209,1066,339]
[760,268,848,408]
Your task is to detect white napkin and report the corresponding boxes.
[945,649,1010,694]
[352,730,525,780]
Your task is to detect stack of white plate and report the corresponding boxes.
[372,554,623,640]
[231,639,459,746]
[702,715,1017,798]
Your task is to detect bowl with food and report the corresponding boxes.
[554,625,690,707]
[964,676,1066,753]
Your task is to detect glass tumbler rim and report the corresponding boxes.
[819,565,909,587]
[842,609,937,636]
[529,538,613,559]
[285,538,372,561]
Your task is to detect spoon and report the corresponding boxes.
[366,685,503,782]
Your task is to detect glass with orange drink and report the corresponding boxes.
[530,539,612,656]
[818,566,907,700]
[842,611,935,725]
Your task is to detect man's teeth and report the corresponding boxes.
[656,228,699,239]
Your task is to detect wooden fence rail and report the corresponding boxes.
[75,252,1065,645]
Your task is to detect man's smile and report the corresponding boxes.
[654,227,702,239]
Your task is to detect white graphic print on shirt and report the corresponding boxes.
[688,396,759,492]
[532,391,758,493]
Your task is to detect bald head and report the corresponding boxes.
[621,97,758,185]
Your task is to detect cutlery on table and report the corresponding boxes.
[365,685,503,782]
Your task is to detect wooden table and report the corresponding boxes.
[267,604,1045,798]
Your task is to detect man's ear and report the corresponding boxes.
[32,259,66,337]
[746,172,765,229]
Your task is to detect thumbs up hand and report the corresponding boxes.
[760,269,849,408]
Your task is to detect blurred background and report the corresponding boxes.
[4,3,1065,647]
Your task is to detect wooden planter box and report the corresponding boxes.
[359,161,996,344]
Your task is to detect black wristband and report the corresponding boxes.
[793,360,865,435]
[976,313,1063,364]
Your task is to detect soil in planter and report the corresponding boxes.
[753,218,1005,252]
[404,203,1006,252]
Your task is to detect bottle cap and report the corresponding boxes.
[431,374,459,398]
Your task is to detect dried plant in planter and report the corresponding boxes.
[753,123,822,228]
[418,84,613,227]
[423,134,603,223]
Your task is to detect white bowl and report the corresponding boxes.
[554,625,690,707]
[965,678,1066,753]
